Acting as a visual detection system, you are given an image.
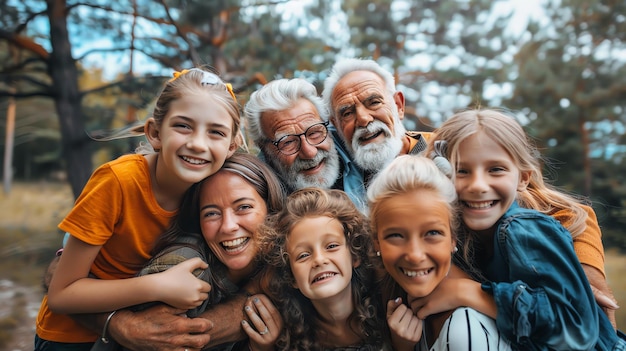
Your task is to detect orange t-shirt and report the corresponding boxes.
[552,204,605,277]
[36,154,177,342]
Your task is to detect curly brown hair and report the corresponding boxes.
[257,188,388,350]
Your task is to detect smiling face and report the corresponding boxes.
[150,93,236,187]
[199,171,268,283]
[286,216,355,303]
[261,98,340,190]
[454,132,530,234]
[374,189,456,298]
[329,71,406,172]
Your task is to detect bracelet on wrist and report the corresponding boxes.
[100,310,117,343]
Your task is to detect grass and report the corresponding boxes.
[605,248,626,329]
[0,181,73,286]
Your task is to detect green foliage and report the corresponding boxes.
[1,0,625,249]
[504,0,626,249]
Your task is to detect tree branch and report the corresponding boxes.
[0,89,53,98]
[157,0,200,65]
[0,29,49,60]
[80,75,166,96]
[75,46,131,61]
[3,74,52,90]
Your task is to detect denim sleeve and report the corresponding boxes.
[482,214,599,350]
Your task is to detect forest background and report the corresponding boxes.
[0,0,625,348]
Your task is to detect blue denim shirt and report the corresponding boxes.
[329,125,367,212]
[480,202,623,350]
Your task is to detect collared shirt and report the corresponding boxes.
[329,125,367,212]
[480,202,623,350]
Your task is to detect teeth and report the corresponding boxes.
[402,268,430,277]
[359,130,381,142]
[221,238,248,251]
[313,272,336,283]
[181,156,207,165]
[465,201,494,209]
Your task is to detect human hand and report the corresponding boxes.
[241,294,282,351]
[156,257,211,310]
[408,275,464,320]
[582,264,618,330]
[108,304,213,351]
[386,297,421,351]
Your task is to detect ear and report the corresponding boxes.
[227,140,238,158]
[393,91,405,120]
[517,170,531,192]
[144,118,162,151]
[331,114,341,131]
[353,257,361,268]
[451,238,458,254]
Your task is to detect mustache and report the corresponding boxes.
[292,149,328,171]
[353,120,391,140]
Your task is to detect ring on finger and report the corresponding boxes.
[259,326,269,335]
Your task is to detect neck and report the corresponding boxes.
[148,153,188,211]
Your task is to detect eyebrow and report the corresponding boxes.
[199,197,257,212]
[336,104,354,117]
[171,115,231,130]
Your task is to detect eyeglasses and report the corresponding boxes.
[271,121,330,155]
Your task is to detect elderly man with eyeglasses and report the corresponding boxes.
[244,78,367,211]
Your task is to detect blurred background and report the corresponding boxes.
[0,0,625,347]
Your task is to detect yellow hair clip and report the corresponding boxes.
[168,68,237,103]
[168,69,190,83]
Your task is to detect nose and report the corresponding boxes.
[186,131,209,152]
[405,238,427,264]
[297,134,318,159]
[311,250,329,267]
[467,172,489,193]
[354,104,373,128]
[220,209,239,233]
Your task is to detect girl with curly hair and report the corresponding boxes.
[256,188,390,351]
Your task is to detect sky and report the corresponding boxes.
[69,0,547,80]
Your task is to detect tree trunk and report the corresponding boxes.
[579,110,592,197]
[47,0,93,199]
[3,88,16,195]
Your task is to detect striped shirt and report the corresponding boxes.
[417,307,512,351]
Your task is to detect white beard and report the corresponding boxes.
[350,118,406,172]
[267,144,340,191]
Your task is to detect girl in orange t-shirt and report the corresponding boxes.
[35,67,242,349]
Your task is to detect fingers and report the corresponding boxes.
[591,285,619,310]
[182,257,209,271]
[242,296,281,346]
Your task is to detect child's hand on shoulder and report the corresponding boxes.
[387,297,421,351]
[154,257,211,310]
[242,294,282,351]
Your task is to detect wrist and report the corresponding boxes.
[100,311,117,343]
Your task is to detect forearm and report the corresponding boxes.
[200,294,248,348]
[582,263,618,330]
[458,280,498,319]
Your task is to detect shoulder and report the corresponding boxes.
[96,154,150,185]
[406,131,433,141]
[405,131,432,155]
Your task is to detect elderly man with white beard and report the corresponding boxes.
[244,78,367,211]
[321,58,431,184]
[321,58,623,334]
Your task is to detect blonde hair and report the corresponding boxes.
[426,108,587,237]
[367,155,459,237]
[94,67,242,153]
